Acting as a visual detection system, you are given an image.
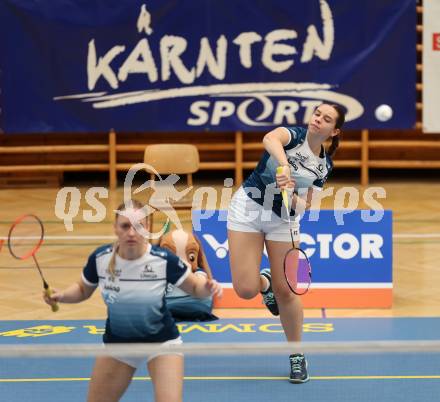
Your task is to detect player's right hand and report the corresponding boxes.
[276,165,295,191]
[43,289,63,306]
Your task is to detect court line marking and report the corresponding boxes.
[1,375,440,382]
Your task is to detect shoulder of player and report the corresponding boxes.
[287,126,306,137]
[284,126,307,147]
[150,246,188,273]
[92,243,114,259]
[150,245,177,260]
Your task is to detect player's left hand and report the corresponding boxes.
[206,279,223,298]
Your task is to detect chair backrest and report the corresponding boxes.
[144,144,199,175]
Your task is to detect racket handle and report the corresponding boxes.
[45,287,59,312]
[276,166,290,209]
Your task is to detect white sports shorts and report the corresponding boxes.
[227,186,300,242]
[107,336,183,369]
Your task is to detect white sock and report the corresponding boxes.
[260,275,270,293]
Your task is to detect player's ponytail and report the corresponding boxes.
[108,242,119,280]
[327,135,340,158]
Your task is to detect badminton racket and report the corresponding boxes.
[7,214,59,312]
[276,166,312,295]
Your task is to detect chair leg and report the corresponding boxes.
[149,212,154,237]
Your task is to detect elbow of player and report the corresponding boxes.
[78,284,93,302]
[263,133,275,146]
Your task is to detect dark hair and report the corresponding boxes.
[327,135,340,158]
[326,104,346,158]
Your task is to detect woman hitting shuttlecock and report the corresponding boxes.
[227,103,345,383]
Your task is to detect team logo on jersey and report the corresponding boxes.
[141,264,157,279]
[105,268,121,281]
[104,284,120,292]
[288,154,325,179]
[294,151,309,163]
[144,264,153,272]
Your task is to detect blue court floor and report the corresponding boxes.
[1,318,439,402]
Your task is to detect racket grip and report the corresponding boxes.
[276,166,290,208]
[45,287,59,312]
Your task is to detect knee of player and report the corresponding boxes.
[273,285,298,303]
[233,284,259,299]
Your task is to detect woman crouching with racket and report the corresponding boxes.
[44,199,222,402]
[227,103,345,383]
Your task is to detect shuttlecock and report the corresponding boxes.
[375,104,393,122]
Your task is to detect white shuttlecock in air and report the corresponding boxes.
[375,104,393,122]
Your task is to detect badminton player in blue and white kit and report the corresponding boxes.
[227,103,345,383]
[44,200,222,402]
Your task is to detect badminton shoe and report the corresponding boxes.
[289,353,310,383]
[260,268,279,316]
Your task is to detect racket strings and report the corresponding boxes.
[8,215,44,260]
[284,248,312,295]
[7,214,58,312]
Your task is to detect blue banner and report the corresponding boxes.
[192,210,393,285]
[0,0,416,133]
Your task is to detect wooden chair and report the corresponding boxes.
[143,144,200,235]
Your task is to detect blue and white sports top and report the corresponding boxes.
[82,243,189,343]
[243,126,333,217]
[166,268,206,299]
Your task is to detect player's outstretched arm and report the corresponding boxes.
[262,127,291,166]
[43,279,96,307]
[178,272,223,299]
